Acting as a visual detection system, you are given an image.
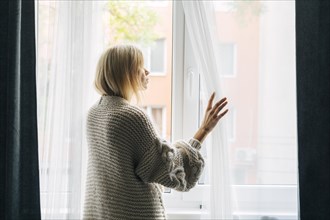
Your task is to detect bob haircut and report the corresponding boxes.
[94,45,144,101]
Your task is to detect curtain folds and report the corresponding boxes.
[0,0,41,219]
[36,1,104,219]
[182,1,234,219]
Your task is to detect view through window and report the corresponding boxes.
[104,0,173,141]
[197,1,297,218]
[37,0,297,218]
[36,0,173,217]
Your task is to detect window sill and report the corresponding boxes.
[166,209,298,220]
[166,208,205,220]
[164,185,298,219]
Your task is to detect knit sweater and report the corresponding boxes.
[83,95,205,220]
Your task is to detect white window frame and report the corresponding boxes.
[168,1,298,219]
[168,0,203,214]
[165,185,298,220]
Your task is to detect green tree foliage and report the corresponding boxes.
[227,0,266,27]
[108,1,159,46]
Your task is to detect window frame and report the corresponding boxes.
[36,0,298,218]
[165,185,298,219]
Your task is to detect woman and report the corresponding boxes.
[83,45,228,219]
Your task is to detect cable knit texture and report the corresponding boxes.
[83,95,205,220]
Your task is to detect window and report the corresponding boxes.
[169,1,298,219]
[141,39,166,75]
[37,1,173,218]
[37,0,298,219]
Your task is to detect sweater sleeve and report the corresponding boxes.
[132,108,205,192]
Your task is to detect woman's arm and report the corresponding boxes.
[194,92,228,143]
[133,92,228,191]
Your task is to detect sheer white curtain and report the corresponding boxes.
[182,1,297,219]
[36,1,105,219]
[182,1,235,219]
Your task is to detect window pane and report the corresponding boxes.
[37,1,174,216]
[196,2,297,217]
[202,1,297,186]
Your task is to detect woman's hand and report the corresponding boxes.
[193,92,228,143]
[201,92,228,133]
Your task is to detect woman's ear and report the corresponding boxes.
[144,68,150,76]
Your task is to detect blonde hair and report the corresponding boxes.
[94,45,144,101]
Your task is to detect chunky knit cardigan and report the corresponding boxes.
[83,95,205,220]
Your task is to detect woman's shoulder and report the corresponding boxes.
[87,99,152,128]
[114,104,157,140]
[123,104,151,125]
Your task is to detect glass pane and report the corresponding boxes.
[201,1,297,186]
[37,1,174,215]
